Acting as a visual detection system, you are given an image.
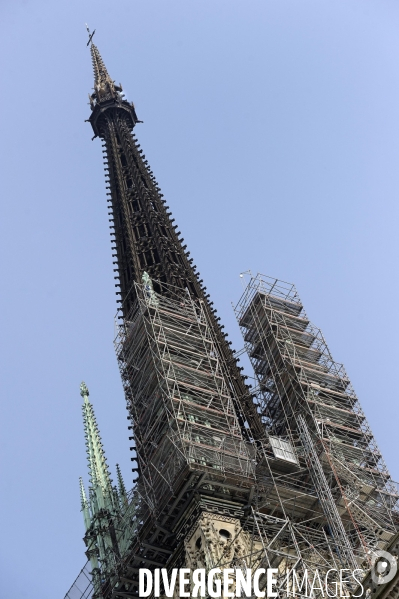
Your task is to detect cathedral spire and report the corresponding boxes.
[86,34,263,441]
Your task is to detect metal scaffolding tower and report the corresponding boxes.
[114,278,254,521]
[233,273,399,577]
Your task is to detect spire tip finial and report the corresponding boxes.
[80,381,89,397]
[85,24,96,47]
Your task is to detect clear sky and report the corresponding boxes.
[1,1,398,597]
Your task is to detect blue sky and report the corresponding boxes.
[1,1,399,597]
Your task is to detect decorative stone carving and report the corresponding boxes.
[176,512,263,598]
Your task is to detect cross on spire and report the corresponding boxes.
[85,24,96,47]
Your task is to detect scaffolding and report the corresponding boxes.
[114,279,255,520]
[233,273,399,579]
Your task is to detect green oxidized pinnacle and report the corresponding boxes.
[79,476,91,531]
[79,476,100,575]
[116,463,127,506]
[78,381,133,584]
[80,381,115,512]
